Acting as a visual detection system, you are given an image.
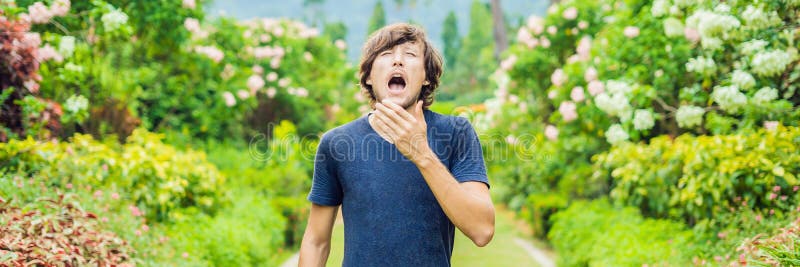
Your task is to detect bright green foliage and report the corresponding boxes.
[549,199,692,266]
[0,129,226,222]
[595,126,800,224]
[441,11,460,68]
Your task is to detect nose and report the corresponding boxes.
[392,53,403,67]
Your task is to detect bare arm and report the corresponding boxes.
[371,100,495,247]
[298,204,339,267]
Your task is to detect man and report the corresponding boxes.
[298,23,494,267]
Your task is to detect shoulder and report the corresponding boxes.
[318,115,367,146]
[425,109,474,134]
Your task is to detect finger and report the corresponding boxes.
[371,113,399,142]
[376,103,412,128]
[381,100,416,122]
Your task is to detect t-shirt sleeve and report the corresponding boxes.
[307,132,343,206]
[450,117,490,189]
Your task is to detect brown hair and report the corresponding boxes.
[358,23,444,109]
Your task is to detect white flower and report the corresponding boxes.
[237,89,250,99]
[559,101,578,122]
[195,46,224,63]
[587,80,604,96]
[595,92,632,120]
[570,87,585,102]
[335,39,347,50]
[731,70,756,90]
[64,94,88,113]
[713,3,731,14]
[182,0,196,9]
[247,75,265,93]
[751,50,795,77]
[686,56,716,76]
[633,109,655,130]
[526,16,545,35]
[651,0,669,17]
[663,17,684,37]
[676,105,705,128]
[58,36,76,58]
[686,9,740,40]
[672,0,693,8]
[584,67,598,82]
[701,37,723,51]
[266,72,278,82]
[562,7,578,20]
[752,87,778,106]
[64,62,83,73]
[606,124,629,145]
[605,80,633,95]
[223,92,236,107]
[101,8,128,31]
[544,125,558,141]
[711,85,747,113]
[740,39,769,55]
[550,68,567,87]
[741,5,781,30]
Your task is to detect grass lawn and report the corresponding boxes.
[325,206,540,267]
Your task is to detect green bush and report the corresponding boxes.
[594,126,800,224]
[549,198,692,266]
[0,129,227,222]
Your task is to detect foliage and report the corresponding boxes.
[367,0,386,35]
[439,0,496,102]
[738,217,800,266]
[0,195,134,266]
[594,126,800,225]
[0,129,227,222]
[441,11,460,68]
[548,198,692,267]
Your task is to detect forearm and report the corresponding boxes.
[298,238,330,267]
[414,148,495,246]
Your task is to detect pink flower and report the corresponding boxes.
[93,190,103,198]
[237,90,250,99]
[576,36,591,61]
[540,37,550,48]
[102,164,108,171]
[769,193,777,200]
[278,77,290,88]
[500,55,517,71]
[764,121,779,131]
[559,101,578,122]
[195,46,224,63]
[780,195,788,201]
[794,185,799,192]
[547,26,557,35]
[544,125,559,141]
[562,7,578,20]
[717,232,726,239]
[266,72,278,82]
[28,2,52,24]
[111,193,119,200]
[182,252,189,258]
[247,75,265,93]
[66,183,73,189]
[37,44,63,63]
[135,230,142,236]
[550,68,567,87]
[129,205,143,217]
[584,67,598,82]
[570,87,585,102]
[101,217,109,222]
[769,209,775,215]
[142,224,150,232]
[304,52,313,62]
[182,0,196,9]
[527,16,545,35]
[587,80,605,96]
[296,87,309,97]
[739,254,746,265]
[755,214,762,222]
[684,28,700,42]
[270,57,281,69]
[623,26,639,38]
[50,0,70,17]
[252,65,264,75]
[184,18,200,33]
[335,39,347,50]
[578,21,588,29]
[548,90,557,99]
[266,87,277,98]
[222,92,236,107]
[773,186,782,192]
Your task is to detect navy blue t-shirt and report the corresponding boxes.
[307,109,489,267]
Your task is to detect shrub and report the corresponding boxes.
[548,198,692,266]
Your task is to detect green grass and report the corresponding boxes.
[325,207,541,267]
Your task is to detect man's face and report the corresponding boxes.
[368,41,426,109]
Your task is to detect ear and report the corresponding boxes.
[366,80,373,85]
[422,80,430,85]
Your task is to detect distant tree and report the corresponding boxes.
[441,11,460,68]
[303,0,326,27]
[368,1,387,35]
[440,0,496,104]
[490,0,508,61]
[324,21,348,42]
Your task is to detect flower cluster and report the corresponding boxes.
[740,5,781,30]
[751,87,778,106]
[711,85,747,113]
[750,49,796,77]
[605,124,629,145]
[685,56,716,77]
[730,70,755,90]
[194,46,224,63]
[25,0,70,24]
[101,7,128,32]
[676,105,705,128]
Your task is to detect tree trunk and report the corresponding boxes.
[490,0,507,62]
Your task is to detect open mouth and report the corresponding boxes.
[388,76,406,93]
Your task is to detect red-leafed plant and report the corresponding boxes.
[0,195,135,266]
